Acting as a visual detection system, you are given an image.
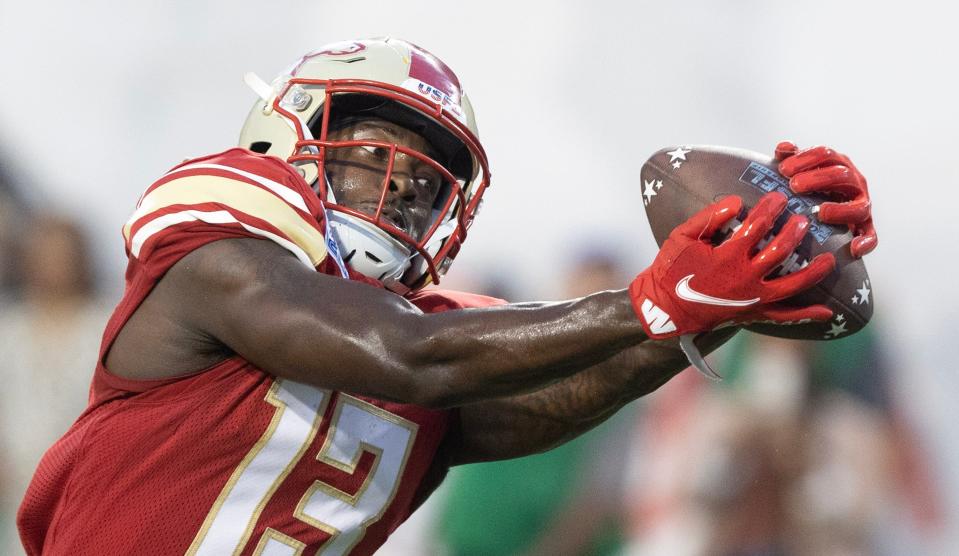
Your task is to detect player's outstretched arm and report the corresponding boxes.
[137,191,833,409]
[446,328,738,465]
[158,237,649,408]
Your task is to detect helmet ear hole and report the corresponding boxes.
[249,141,272,154]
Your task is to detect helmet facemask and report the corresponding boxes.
[318,108,461,290]
[301,92,470,292]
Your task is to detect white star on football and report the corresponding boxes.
[643,179,658,205]
[855,281,871,305]
[824,320,848,339]
[655,179,664,189]
[666,147,692,163]
[672,161,682,169]
[835,313,845,322]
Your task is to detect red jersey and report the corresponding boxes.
[17,149,504,555]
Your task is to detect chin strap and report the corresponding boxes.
[419,216,458,257]
[395,216,458,289]
[245,71,319,154]
[679,334,723,381]
[244,71,274,106]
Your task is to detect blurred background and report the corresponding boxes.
[1,0,956,554]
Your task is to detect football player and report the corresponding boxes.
[17,38,877,555]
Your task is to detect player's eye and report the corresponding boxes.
[415,175,441,198]
[360,145,390,160]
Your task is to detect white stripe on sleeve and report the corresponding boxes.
[129,210,315,268]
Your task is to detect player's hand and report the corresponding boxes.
[775,141,877,258]
[629,192,836,339]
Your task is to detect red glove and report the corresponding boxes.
[775,141,877,258]
[630,192,835,339]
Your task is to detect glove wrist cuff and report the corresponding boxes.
[628,272,680,339]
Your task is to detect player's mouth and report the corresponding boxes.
[384,210,410,235]
[356,202,410,236]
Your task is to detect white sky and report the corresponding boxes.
[1,0,957,549]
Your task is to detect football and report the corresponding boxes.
[640,145,873,341]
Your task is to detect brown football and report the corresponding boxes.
[640,145,873,340]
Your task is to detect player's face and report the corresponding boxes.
[325,119,445,240]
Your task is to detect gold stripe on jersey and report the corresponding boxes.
[123,174,327,266]
[252,528,306,555]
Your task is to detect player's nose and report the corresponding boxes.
[387,155,418,203]
[387,173,417,203]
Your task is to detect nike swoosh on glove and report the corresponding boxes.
[629,191,836,339]
[776,141,877,258]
